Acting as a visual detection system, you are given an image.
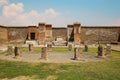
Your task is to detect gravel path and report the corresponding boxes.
[0,51,105,63]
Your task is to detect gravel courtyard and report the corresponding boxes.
[0,51,106,63]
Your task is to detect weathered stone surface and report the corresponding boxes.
[68,44,72,51]
[98,45,104,57]
[14,46,22,57]
[7,46,12,55]
[47,44,52,52]
[0,26,8,45]
[74,47,82,60]
[41,47,48,60]
[105,44,112,56]
[84,45,88,52]
[29,44,33,52]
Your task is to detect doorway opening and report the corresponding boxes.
[30,33,35,40]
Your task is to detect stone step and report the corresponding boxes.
[25,40,38,45]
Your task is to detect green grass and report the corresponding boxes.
[0,59,120,80]
[0,47,120,80]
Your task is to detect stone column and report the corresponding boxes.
[14,46,22,58]
[98,45,104,57]
[29,44,33,52]
[105,44,112,56]
[47,44,52,52]
[7,46,12,55]
[68,44,72,51]
[74,47,82,60]
[41,47,48,60]
[84,45,88,52]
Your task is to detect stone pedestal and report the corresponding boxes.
[105,45,112,56]
[14,46,22,58]
[98,45,104,57]
[29,44,33,52]
[84,45,88,52]
[41,47,48,60]
[47,44,52,52]
[7,46,12,55]
[68,44,72,51]
[74,47,82,60]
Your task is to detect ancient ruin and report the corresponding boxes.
[0,22,120,46]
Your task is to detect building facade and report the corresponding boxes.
[0,22,120,46]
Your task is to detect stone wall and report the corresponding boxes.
[0,25,120,45]
[81,26,120,44]
[52,28,67,41]
[0,26,8,45]
[7,27,28,43]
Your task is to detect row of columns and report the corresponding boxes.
[7,44,112,60]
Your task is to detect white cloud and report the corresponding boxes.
[0,0,8,6]
[0,2,62,26]
[2,3,24,17]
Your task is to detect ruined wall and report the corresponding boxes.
[7,27,28,43]
[81,26,120,44]
[52,28,67,41]
[0,26,8,45]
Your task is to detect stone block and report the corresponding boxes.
[14,46,22,57]
[98,45,104,57]
[105,45,112,56]
[68,44,72,51]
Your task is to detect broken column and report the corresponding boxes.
[29,44,33,52]
[14,46,22,58]
[47,44,52,52]
[74,47,82,60]
[84,45,88,52]
[7,46,12,55]
[68,44,72,51]
[98,45,104,57]
[41,47,48,60]
[105,44,112,56]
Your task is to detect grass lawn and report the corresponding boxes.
[0,47,120,80]
[0,59,120,80]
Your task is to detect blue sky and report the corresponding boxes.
[0,0,120,27]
